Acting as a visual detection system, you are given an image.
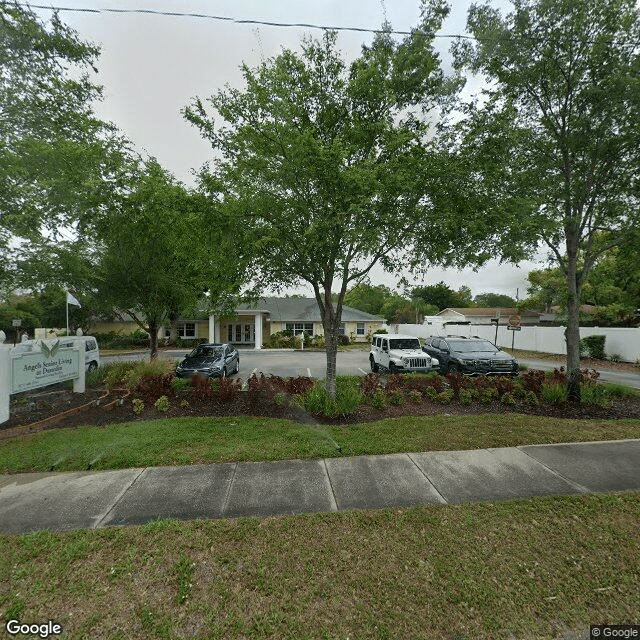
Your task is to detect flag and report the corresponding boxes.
[66,292,81,308]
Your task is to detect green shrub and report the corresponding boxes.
[132,398,144,415]
[437,389,454,404]
[274,392,285,406]
[373,328,388,334]
[424,386,438,402]
[86,365,108,388]
[104,362,138,389]
[371,388,386,410]
[541,382,568,404]
[609,353,622,362]
[459,389,472,405]
[154,395,170,412]
[179,399,190,408]
[581,335,606,360]
[123,359,175,390]
[501,392,516,406]
[480,387,498,404]
[335,383,364,415]
[409,390,422,404]
[387,390,405,406]
[171,377,191,391]
[525,390,539,405]
[580,384,611,407]
[598,382,638,398]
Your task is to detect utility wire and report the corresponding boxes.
[17,3,640,46]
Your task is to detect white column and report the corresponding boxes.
[209,315,215,342]
[73,339,85,394]
[254,312,262,350]
[0,334,10,424]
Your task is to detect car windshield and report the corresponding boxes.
[389,339,421,350]
[448,340,499,353]
[189,345,224,359]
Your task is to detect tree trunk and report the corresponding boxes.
[168,312,178,346]
[565,246,581,402]
[149,321,159,360]
[325,330,338,397]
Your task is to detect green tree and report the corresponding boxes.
[344,284,393,316]
[186,13,470,395]
[96,159,246,359]
[411,281,473,311]
[0,2,128,286]
[473,292,516,308]
[455,0,640,399]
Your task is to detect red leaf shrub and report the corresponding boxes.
[285,376,315,395]
[360,373,381,397]
[247,373,276,401]
[218,376,241,402]
[385,374,404,392]
[136,374,174,403]
[445,372,465,397]
[521,370,545,396]
[190,373,216,400]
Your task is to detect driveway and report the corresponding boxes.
[102,348,374,379]
[101,348,640,388]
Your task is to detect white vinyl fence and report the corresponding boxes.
[383,323,640,363]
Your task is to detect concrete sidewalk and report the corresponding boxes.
[1,439,639,535]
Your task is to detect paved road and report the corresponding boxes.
[102,349,640,388]
[1,439,639,534]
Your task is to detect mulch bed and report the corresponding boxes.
[3,384,640,439]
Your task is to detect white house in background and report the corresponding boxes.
[89,297,383,349]
[437,307,543,325]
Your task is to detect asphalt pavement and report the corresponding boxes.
[1,439,639,534]
[102,348,640,389]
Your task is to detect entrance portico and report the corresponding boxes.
[208,312,264,349]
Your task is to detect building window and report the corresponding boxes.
[356,322,365,336]
[338,323,345,335]
[285,322,314,336]
[177,322,196,338]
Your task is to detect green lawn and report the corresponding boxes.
[1,414,640,474]
[1,492,638,639]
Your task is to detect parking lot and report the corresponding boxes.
[102,348,374,379]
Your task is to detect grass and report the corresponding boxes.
[0,492,638,639]
[2,414,640,474]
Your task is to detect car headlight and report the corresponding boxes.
[431,357,439,366]
[176,364,183,372]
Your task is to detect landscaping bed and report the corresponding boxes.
[3,366,639,435]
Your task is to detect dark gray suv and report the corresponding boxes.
[175,343,239,378]
[422,336,518,376]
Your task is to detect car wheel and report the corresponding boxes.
[88,361,98,372]
[222,367,227,377]
[447,363,459,374]
[389,362,398,374]
[370,356,379,373]
[234,359,239,374]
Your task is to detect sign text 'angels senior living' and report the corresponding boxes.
[11,341,80,393]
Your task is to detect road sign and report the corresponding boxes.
[12,319,21,327]
[508,314,522,328]
[507,326,521,331]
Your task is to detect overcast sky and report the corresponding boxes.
[30,0,548,301]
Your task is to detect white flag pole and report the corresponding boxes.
[66,298,69,337]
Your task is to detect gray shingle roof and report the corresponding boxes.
[236,297,383,322]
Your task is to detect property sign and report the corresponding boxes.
[11,347,80,393]
[508,314,522,328]
[12,319,21,327]
[507,326,522,331]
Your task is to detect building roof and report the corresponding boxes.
[235,297,383,323]
[438,307,541,318]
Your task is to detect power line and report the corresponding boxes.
[13,3,474,39]
[16,3,640,46]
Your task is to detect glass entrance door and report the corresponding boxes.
[228,323,255,344]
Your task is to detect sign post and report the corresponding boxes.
[507,314,522,351]
[12,318,21,346]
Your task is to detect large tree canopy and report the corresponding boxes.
[454,0,640,399]
[185,4,492,394]
[95,159,247,359]
[0,1,128,285]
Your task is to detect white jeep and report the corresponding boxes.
[369,334,438,374]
